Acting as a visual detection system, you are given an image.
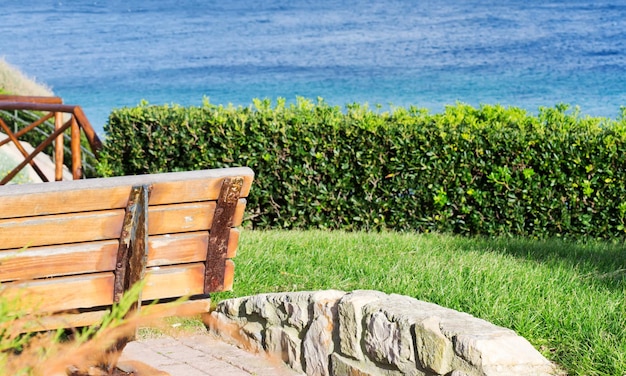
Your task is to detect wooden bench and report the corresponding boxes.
[0,167,254,332]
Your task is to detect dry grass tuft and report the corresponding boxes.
[2,313,142,375]
[0,59,54,96]
[0,285,188,375]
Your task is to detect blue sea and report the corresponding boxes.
[1,0,626,136]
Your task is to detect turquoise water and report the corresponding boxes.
[1,0,625,135]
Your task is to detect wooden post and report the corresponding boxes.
[71,116,82,179]
[54,112,64,181]
[112,184,150,354]
[73,106,102,156]
[204,177,243,293]
[114,185,151,306]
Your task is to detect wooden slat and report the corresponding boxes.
[147,229,239,266]
[0,240,118,282]
[148,199,245,236]
[142,264,205,301]
[0,210,125,250]
[224,259,235,291]
[1,272,115,313]
[0,228,240,281]
[0,200,245,250]
[149,180,230,207]
[148,202,214,235]
[0,168,253,219]
[140,297,212,318]
[11,297,213,333]
[233,198,247,227]
[148,232,208,266]
[22,310,109,333]
[0,186,135,219]
[226,228,239,258]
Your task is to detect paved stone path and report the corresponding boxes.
[118,333,304,376]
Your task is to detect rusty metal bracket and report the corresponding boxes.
[205,177,243,293]
[114,184,151,306]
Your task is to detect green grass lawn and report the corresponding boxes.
[212,229,626,376]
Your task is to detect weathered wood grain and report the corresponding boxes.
[0,240,118,282]
[140,297,212,318]
[0,201,246,250]
[224,259,235,291]
[142,263,205,301]
[233,198,247,227]
[0,228,240,282]
[226,228,239,258]
[147,202,214,235]
[1,272,115,313]
[148,232,208,266]
[0,168,253,219]
[0,210,125,250]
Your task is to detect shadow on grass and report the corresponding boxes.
[468,235,626,289]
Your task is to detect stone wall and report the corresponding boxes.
[205,290,558,376]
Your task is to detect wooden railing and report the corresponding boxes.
[0,95,102,185]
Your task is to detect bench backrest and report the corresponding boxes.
[0,167,253,330]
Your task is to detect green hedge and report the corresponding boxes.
[98,98,626,239]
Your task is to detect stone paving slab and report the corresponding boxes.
[119,333,304,376]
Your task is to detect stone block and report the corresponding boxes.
[338,290,386,360]
[218,297,244,318]
[280,298,310,331]
[244,294,281,325]
[240,321,264,352]
[363,311,414,372]
[413,316,453,375]
[453,333,556,376]
[329,353,406,376]
[266,326,304,373]
[271,291,313,328]
[303,291,343,376]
